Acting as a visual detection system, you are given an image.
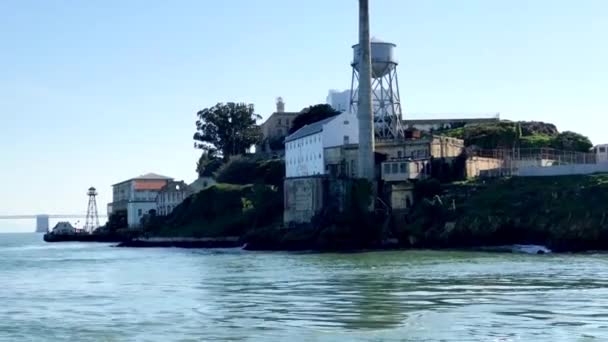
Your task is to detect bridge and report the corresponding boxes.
[0,214,108,232]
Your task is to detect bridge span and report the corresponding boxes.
[0,214,107,232]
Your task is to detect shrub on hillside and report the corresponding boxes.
[216,156,285,186]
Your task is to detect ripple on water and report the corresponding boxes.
[2,235,608,341]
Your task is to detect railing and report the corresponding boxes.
[469,148,597,165]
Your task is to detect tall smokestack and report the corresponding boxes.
[357,0,375,180]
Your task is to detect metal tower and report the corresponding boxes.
[84,187,100,233]
[350,38,405,140]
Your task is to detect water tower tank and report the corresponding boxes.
[352,37,397,79]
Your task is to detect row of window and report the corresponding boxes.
[288,153,323,165]
[594,147,607,153]
[158,192,186,203]
[383,162,428,175]
[277,118,290,126]
[286,135,321,150]
[395,150,429,159]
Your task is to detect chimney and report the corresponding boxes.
[357,0,375,181]
[276,97,285,113]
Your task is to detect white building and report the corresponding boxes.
[285,111,359,178]
[107,173,173,228]
[593,144,608,163]
[326,89,351,112]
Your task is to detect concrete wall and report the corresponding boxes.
[285,132,324,178]
[322,112,359,148]
[283,177,326,225]
[389,183,415,211]
[377,140,430,160]
[593,144,608,163]
[519,162,608,177]
[466,156,504,178]
[127,202,158,228]
[261,112,298,139]
[324,145,359,178]
[514,159,556,168]
[430,136,465,158]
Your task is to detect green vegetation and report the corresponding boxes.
[147,182,283,238]
[244,179,386,251]
[443,121,592,152]
[398,174,608,252]
[196,150,222,177]
[289,104,339,134]
[215,156,284,187]
[144,157,285,238]
[193,102,263,160]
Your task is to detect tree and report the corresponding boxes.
[551,131,593,152]
[289,104,340,134]
[196,149,223,177]
[194,102,263,160]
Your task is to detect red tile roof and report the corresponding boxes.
[133,180,168,191]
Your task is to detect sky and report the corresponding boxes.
[1,0,607,231]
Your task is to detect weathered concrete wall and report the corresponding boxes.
[283,177,356,226]
[519,162,608,177]
[388,183,415,210]
[283,177,325,225]
[466,156,504,178]
[377,140,430,159]
[514,159,555,168]
[430,136,464,158]
[324,145,359,178]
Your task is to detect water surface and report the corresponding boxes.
[1,233,607,341]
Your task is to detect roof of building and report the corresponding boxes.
[112,173,173,186]
[284,116,337,143]
[134,180,170,191]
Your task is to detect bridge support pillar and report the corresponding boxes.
[36,215,50,233]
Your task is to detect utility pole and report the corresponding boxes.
[357,0,375,181]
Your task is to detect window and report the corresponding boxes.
[138,209,143,217]
[344,135,349,144]
[384,164,391,174]
[278,119,282,125]
[286,119,290,126]
[398,151,403,158]
[392,163,398,174]
[400,163,406,173]
[600,147,607,153]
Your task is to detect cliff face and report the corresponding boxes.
[398,175,608,252]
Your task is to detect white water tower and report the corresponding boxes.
[350,37,405,140]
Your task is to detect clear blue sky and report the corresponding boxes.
[1,0,607,230]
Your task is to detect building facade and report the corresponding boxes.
[285,112,359,178]
[593,144,608,163]
[107,173,173,228]
[258,98,300,155]
[326,89,351,112]
[156,181,192,217]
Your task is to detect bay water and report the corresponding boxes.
[1,233,607,341]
